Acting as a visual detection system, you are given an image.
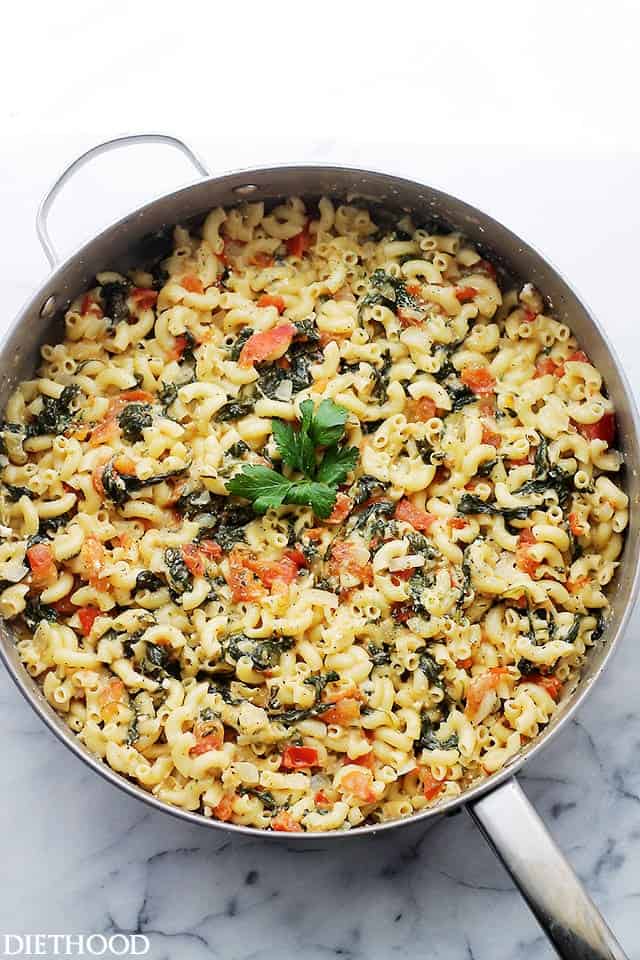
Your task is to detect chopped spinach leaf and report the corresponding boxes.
[135,570,164,592]
[164,547,192,595]
[457,493,535,521]
[3,483,33,502]
[417,712,459,751]
[23,596,57,630]
[229,327,254,360]
[101,280,130,325]
[238,786,278,811]
[418,651,444,688]
[222,633,294,672]
[215,400,255,421]
[368,643,392,666]
[158,381,178,413]
[350,474,387,507]
[446,382,477,412]
[590,613,606,644]
[117,403,153,442]
[26,386,79,438]
[304,670,339,698]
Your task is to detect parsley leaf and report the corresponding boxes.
[226,466,292,513]
[315,444,360,486]
[285,481,336,518]
[308,398,348,447]
[226,399,357,518]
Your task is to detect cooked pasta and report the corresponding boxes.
[0,197,626,832]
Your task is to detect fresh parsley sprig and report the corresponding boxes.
[226,399,359,518]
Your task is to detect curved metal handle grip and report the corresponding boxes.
[468,778,627,959]
[35,133,210,268]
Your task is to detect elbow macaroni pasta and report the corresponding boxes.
[0,197,627,832]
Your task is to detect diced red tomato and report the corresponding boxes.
[225,547,265,603]
[456,657,473,670]
[120,389,155,403]
[574,412,616,445]
[326,493,353,525]
[465,667,510,720]
[244,554,299,589]
[168,334,190,362]
[130,288,158,309]
[285,224,311,259]
[199,540,222,561]
[238,323,296,369]
[516,528,539,576]
[79,537,108,590]
[476,259,497,278]
[455,286,477,303]
[314,790,331,807]
[460,365,496,396]
[249,252,275,268]
[567,350,589,364]
[182,544,205,578]
[449,517,468,530]
[407,397,437,421]
[305,527,324,542]
[524,673,563,700]
[81,293,103,317]
[26,543,57,588]
[534,356,562,378]
[395,498,438,532]
[322,698,361,726]
[406,283,422,297]
[78,606,100,636]
[272,811,303,832]
[324,683,363,704]
[391,602,413,623]
[92,453,111,496]
[282,745,319,769]
[328,541,373,586]
[340,769,377,804]
[508,455,532,467]
[420,769,446,802]
[522,309,537,322]
[181,275,204,294]
[113,454,136,476]
[481,422,501,447]
[89,417,120,448]
[190,731,224,756]
[283,548,307,568]
[212,794,235,821]
[98,678,125,722]
[568,512,586,537]
[567,575,589,594]
[351,750,375,770]
[257,294,286,314]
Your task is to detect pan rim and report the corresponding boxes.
[2,160,639,840]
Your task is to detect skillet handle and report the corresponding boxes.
[467,777,627,959]
[35,133,210,268]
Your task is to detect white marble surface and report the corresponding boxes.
[2,3,640,956]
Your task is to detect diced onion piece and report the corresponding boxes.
[274,379,293,402]
[0,524,13,538]
[306,588,339,609]
[388,554,425,573]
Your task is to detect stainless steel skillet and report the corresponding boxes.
[1,134,638,960]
